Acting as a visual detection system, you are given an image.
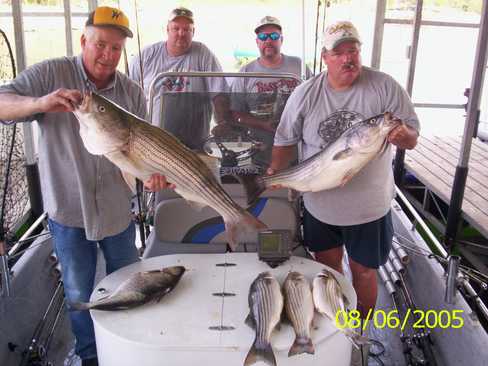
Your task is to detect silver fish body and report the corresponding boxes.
[70,266,185,311]
[312,269,368,348]
[282,271,315,357]
[73,92,266,250]
[245,113,400,205]
[244,271,284,366]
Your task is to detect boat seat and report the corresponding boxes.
[142,196,298,258]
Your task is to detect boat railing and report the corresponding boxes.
[395,185,488,320]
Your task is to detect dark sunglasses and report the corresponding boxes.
[257,32,281,41]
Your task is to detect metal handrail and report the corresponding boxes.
[147,71,302,123]
[395,186,488,319]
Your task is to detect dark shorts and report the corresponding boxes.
[302,208,393,269]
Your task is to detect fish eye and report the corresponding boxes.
[98,105,106,113]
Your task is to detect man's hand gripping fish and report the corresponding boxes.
[73,91,266,250]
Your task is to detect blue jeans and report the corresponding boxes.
[48,219,139,360]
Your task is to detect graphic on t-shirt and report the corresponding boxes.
[161,76,189,92]
[318,110,363,148]
[254,78,300,94]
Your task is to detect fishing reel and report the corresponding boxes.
[203,122,265,177]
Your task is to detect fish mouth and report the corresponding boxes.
[73,91,92,115]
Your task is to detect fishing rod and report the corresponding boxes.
[312,0,321,75]
[381,254,438,366]
[18,281,65,366]
[0,27,18,298]
[318,1,329,73]
[132,0,151,251]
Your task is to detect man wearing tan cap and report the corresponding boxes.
[129,6,230,151]
[268,20,420,366]
[231,15,311,168]
[0,6,147,366]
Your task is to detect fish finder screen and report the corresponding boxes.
[261,234,281,252]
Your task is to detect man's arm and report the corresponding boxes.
[268,145,297,172]
[388,123,419,150]
[232,110,277,133]
[212,94,232,125]
[0,89,82,121]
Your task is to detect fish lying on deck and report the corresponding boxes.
[282,271,315,357]
[244,271,283,366]
[312,269,369,348]
[70,266,185,311]
[244,112,401,205]
[73,92,266,250]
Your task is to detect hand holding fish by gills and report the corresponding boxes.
[72,91,267,250]
[244,112,401,205]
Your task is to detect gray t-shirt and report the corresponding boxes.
[129,41,228,150]
[231,55,311,166]
[0,55,147,240]
[275,67,420,225]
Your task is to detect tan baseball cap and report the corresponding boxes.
[168,7,194,23]
[322,20,361,50]
[86,6,133,38]
[254,16,282,33]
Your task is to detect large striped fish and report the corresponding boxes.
[244,113,401,205]
[244,271,283,366]
[70,266,185,311]
[73,92,266,250]
[282,271,315,357]
[312,269,369,348]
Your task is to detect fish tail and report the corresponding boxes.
[343,328,370,349]
[236,174,266,206]
[244,338,277,366]
[225,211,267,251]
[288,336,315,357]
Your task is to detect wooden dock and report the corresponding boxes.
[404,136,488,238]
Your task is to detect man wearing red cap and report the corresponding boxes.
[0,6,147,366]
[269,20,419,366]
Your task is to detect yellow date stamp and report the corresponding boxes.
[335,309,464,331]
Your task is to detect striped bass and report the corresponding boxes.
[245,112,401,205]
[70,266,185,311]
[312,269,369,349]
[244,271,283,366]
[73,92,266,250]
[282,271,315,357]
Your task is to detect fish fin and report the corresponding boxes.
[288,336,315,357]
[236,174,266,206]
[176,190,208,211]
[245,312,255,329]
[244,338,277,366]
[332,148,353,161]
[340,169,356,187]
[197,153,220,180]
[225,211,267,251]
[68,301,91,311]
[343,328,370,349]
[121,171,137,193]
[186,200,207,211]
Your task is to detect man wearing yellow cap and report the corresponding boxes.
[0,7,146,366]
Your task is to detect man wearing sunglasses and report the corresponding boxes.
[129,7,230,154]
[268,21,419,366]
[231,16,311,168]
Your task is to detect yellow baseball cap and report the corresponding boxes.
[86,6,133,38]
